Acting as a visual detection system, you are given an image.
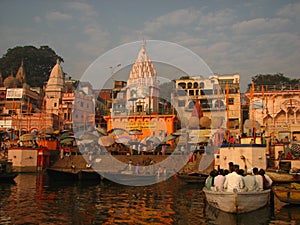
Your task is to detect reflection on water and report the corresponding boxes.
[0,173,299,224]
[205,205,271,225]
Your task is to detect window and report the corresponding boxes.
[188,101,195,109]
[187,82,192,89]
[178,100,185,107]
[228,98,234,105]
[200,82,205,89]
[214,100,224,108]
[178,82,186,89]
[54,102,57,107]
[189,90,194,96]
[193,82,198,88]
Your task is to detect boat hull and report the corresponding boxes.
[266,170,300,183]
[203,188,271,214]
[177,172,208,184]
[273,186,300,204]
[0,172,18,182]
[47,168,101,181]
[103,172,158,185]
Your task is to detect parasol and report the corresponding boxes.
[20,133,36,141]
[128,129,142,135]
[60,137,75,144]
[115,136,132,144]
[162,134,178,142]
[79,132,99,140]
[96,127,108,136]
[98,136,115,147]
[108,128,128,136]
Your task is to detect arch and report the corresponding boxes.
[214,100,224,108]
[200,82,205,89]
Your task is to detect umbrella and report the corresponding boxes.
[60,137,75,144]
[20,133,36,141]
[115,136,132,144]
[77,139,94,145]
[60,132,74,140]
[79,132,99,140]
[162,134,178,142]
[98,136,115,147]
[108,128,128,136]
[129,129,142,135]
[140,136,162,145]
[96,127,108,136]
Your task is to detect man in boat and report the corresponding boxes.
[253,167,264,191]
[243,168,258,191]
[228,162,234,173]
[224,165,245,192]
[213,169,226,191]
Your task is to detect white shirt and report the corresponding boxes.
[224,172,244,192]
[264,174,273,187]
[214,175,225,191]
[254,175,264,191]
[243,175,258,191]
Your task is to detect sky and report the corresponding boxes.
[0,0,300,92]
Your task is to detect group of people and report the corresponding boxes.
[205,162,273,192]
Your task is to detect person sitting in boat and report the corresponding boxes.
[253,167,264,191]
[228,162,234,173]
[205,170,218,190]
[243,168,258,191]
[213,169,226,191]
[224,165,245,192]
[258,169,273,189]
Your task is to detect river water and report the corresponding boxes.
[0,173,299,225]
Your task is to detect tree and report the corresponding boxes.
[248,73,300,90]
[0,45,64,87]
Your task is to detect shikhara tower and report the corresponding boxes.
[125,41,160,114]
[45,59,65,115]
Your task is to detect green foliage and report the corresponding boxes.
[0,45,64,87]
[248,73,300,90]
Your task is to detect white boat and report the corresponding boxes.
[203,187,271,214]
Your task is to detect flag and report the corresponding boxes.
[250,82,254,100]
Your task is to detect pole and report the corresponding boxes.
[19,101,23,137]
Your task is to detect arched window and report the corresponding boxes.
[200,82,205,89]
[188,101,195,109]
[214,100,224,108]
[178,82,186,89]
[193,82,198,88]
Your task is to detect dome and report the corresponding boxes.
[46,59,64,89]
[3,76,17,88]
[199,116,211,128]
[189,116,200,129]
[211,116,224,129]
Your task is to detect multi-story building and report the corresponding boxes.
[244,84,300,140]
[0,62,45,135]
[172,74,241,136]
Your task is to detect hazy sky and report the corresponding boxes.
[1,0,299,92]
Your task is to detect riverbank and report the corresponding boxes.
[50,152,208,175]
